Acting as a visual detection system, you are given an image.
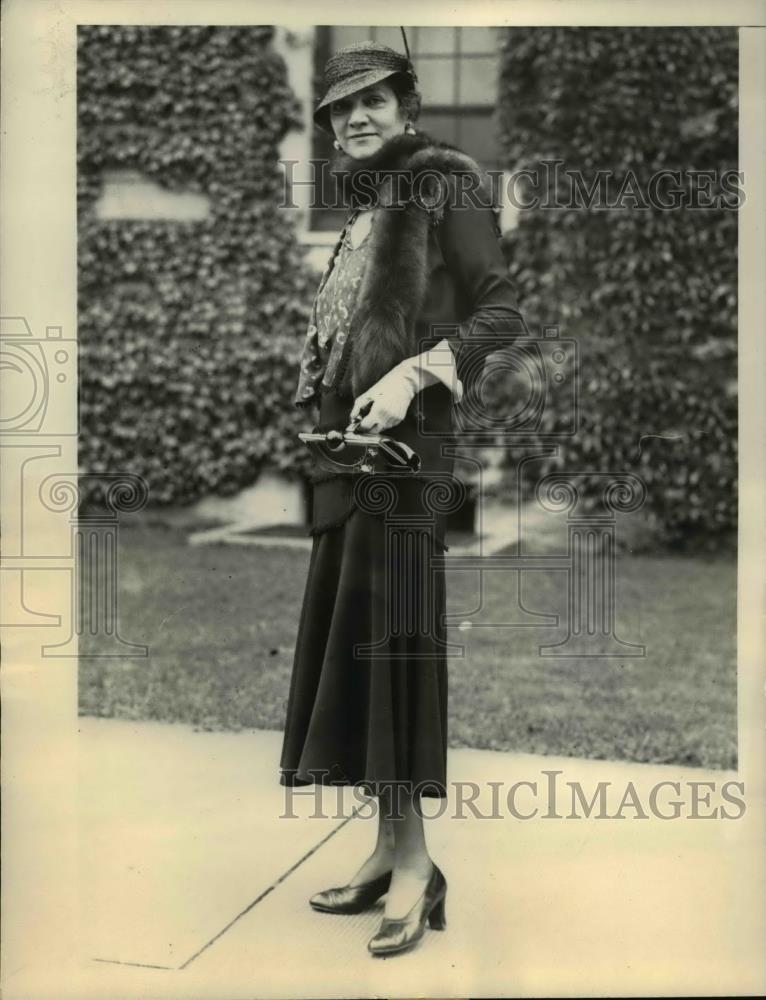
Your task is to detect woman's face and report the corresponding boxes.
[330,81,406,158]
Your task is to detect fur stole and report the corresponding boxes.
[328,132,500,398]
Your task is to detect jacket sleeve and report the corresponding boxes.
[434,192,526,396]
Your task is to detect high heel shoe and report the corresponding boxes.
[309,869,392,914]
[367,863,447,957]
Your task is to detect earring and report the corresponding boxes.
[405,122,417,135]
[333,139,342,150]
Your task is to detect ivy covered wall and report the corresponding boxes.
[495,27,738,547]
[77,25,315,507]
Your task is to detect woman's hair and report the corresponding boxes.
[387,71,422,124]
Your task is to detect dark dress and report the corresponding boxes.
[279,215,450,798]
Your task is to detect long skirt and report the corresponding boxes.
[279,506,449,798]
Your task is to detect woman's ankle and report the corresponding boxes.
[348,845,395,886]
[392,850,433,878]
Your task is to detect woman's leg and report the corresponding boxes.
[347,798,396,886]
[382,788,435,917]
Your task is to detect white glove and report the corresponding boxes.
[347,360,422,434]
[347,339,463,434]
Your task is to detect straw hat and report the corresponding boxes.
[313,41,417,134]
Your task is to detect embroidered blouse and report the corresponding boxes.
[313,215,373,392]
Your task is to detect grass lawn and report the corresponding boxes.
[79,519,737,770]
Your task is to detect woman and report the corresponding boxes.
[279,40,522,957]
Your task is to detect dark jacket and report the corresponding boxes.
[301,132,525,543]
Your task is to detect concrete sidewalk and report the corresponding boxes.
[49,717,765,997]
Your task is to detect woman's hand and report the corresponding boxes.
[347,362,422,434]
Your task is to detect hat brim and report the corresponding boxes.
[313,67,402,134]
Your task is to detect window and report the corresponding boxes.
[310,26,503,233]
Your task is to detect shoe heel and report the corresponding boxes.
[428,894,446,930]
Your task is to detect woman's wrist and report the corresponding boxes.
[395,340,464,402]
[392,357,435,395]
